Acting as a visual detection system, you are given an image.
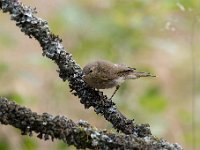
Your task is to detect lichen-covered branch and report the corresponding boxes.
[0,97,182,150]
[0,0,151,136]
[0,1,183,149]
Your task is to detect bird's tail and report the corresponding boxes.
[134,71,156,78]
[126,71,156,79]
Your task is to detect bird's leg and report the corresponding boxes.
[109,85,120,100]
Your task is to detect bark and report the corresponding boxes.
[0,0,183,149]
[0,97,182,150]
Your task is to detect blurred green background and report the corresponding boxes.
[0,0,200,149]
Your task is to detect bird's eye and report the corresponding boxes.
[89,69,93,73]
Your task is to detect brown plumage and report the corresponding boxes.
[83,60,156,99]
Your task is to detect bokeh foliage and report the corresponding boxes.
[0,0,199,149]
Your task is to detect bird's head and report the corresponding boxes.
[82,62,98,81]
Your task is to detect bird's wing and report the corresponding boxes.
[127,67,136,70]
[97,71,116,81]
[115,64,135,76]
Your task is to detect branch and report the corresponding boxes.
[0,1,184,149]
[0,0,150,136]
[0,97,182,150]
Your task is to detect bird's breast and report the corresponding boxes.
[114,77,125,85]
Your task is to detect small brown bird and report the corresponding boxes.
[83,60,156,99]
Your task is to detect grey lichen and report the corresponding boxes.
[6,96,183,149]
[0,0,183,149]
[0,0,151,136]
